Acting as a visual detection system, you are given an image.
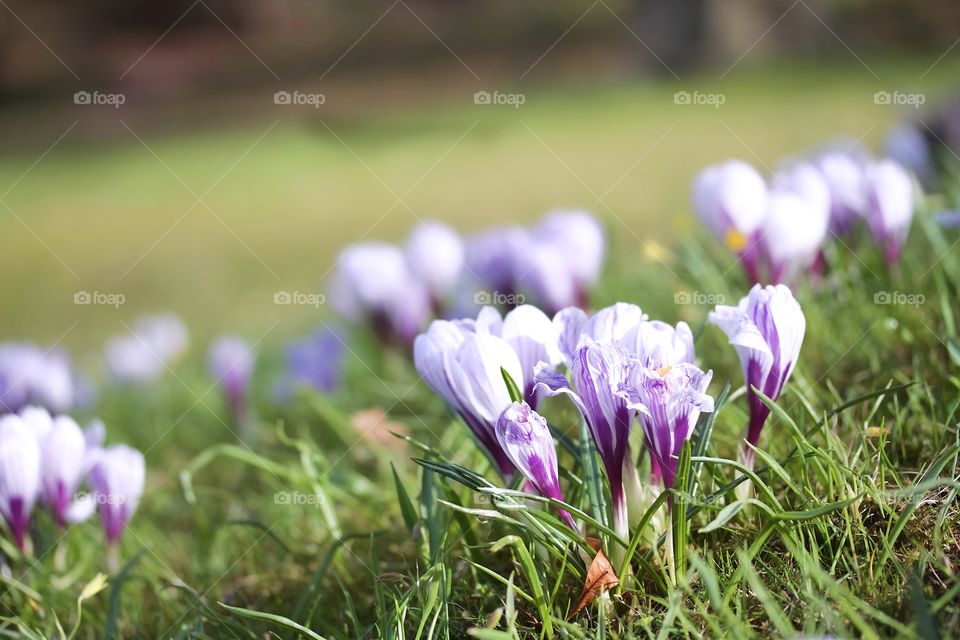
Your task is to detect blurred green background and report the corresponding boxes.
[1,0,958,357]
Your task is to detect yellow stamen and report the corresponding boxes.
[657,365,672,377]
[725,229,747,252]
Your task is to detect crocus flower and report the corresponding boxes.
[619,357,714,496]
[758,187,829,284]
[464,226,527,300]
[38,415,94,527]
[0,343,76,413]
[105,313,189,384]
[329,243,432,345]
[0,414,40,550]
[208,335,256,425]
[708,284,805,468]
[886,124,934,188]
[414,318,523,477]
[862,160,915,265]
[534,210,606,306]
[405,220,464,311]
[89,444,145,568]
[279,327,345,397]
[498,306,563,407]
[496,402,577,531]
[512,241,579,315]
[692,160,768,280]
[536,342,633,540]
[815,152,866,234]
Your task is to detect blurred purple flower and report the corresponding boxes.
[619,358,713,496]
[934,211,960,227]
[89,444,145,553]
[405,220,464,312]
[105,313,189,384]
[496,402,577,531]
[862,160,915,265]
[280,327,345,397]
[38,415,94,527]
[0,343,77,413]
[414,314,524,477]
[709,284,805,468]
[815,151,867,234]
[330,243,432,345]
[0,414,40,550]
[534,210,606,304]
[208,335,256,424]
[759,187,829,283]
[692,160,768,280]
[886,124,934,188]
[464,226,527,299]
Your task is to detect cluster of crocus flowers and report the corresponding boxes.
[416,299,713,543]
[329,212,606,347]
[104,312,189,384]
[693,150,917,283]
[709,284,805,470]
[0,406,144,569]
[0,342,79,413]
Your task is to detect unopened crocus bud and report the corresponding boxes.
[692,161,768,276]
[39,415,94,527]
[0,414,41,550]
[816,152,866,234]
[405,220,464,309]
[862,160,915,265]
[496,402,577,531]
[90,444,145,568]
[759,189,829,283]
[208,335,255,426]
[709,284,805,469]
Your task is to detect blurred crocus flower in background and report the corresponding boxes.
[759,188,830,284]
[208,335,256,427]
[414,313,523,477]
[531,210,606,309]
[0,414,40,550]
[619,356,714,497]
[105,312,189,384]
[463,226,527,302]
[89,444,145,571]
[278,327,345,398]
[862,160,915,265]
[405,220,464,314]
[692,160,768,281]
[38,415,95,527]
[0,342,77,413]
[496,401,578,531]
[329,243,432,346]
[709,284,805,471]
[815,151,867,234]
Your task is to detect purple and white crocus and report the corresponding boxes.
[89,444,145,571]
[0,414,40,550]
[414,311,525,477]
[692,160,768,281]
[38,415,96,527]
[619,355,714,499]
[405,220,465,315]
[709,284,805,469]
[862,160,915,265]
[496,402,577,531]
[536,341,634,540]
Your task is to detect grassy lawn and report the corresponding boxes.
[1,57,960,638]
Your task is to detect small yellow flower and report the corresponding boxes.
[725,229,747,252]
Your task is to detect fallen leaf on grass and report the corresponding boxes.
[568,537,619,619]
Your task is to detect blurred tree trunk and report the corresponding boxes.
[627,0,708,74]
